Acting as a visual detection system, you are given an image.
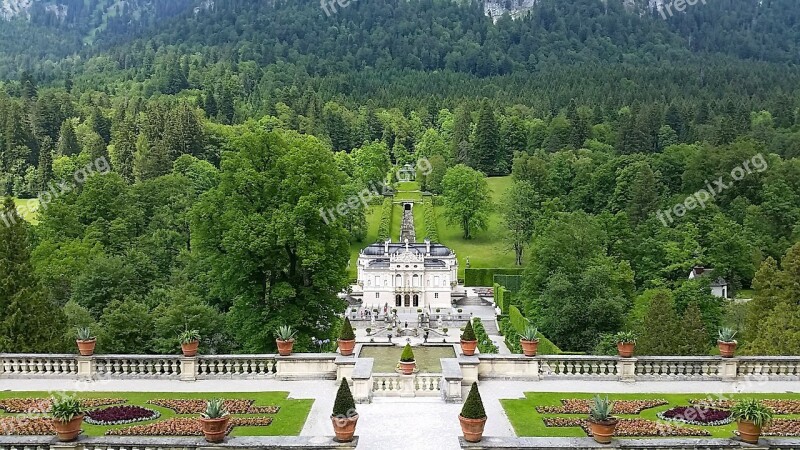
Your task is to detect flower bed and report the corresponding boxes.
[145,399,279,414]
[691,399,800,415]
[536,399,668,415]
[0,398,125,414]
[760,419,800,437]
[85,406,161,425]
[543,418,710,437]
[0,417,54,435]
[105,417,273,436]
[656,406,732,426]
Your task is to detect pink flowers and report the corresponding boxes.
[536,399,668,415]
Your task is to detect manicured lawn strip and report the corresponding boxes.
[390,202,403,241]
[501,392,800,439]
[0,391,312,437]
[413,202,426,241]
[347,204,382,279]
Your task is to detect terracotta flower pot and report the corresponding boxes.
[520,339,539,357]
[399,360,416,375]
[458,415,487,443]
[199,416,230,443]
[718,340,737,358]
[617,342,635,358]
[53,414,84,442]
[181,340,199,357]
[338,339,356,356]
[276,339,294,356]
[737,420,762,444]
[331,413,358,442]
[589,418,618,444]
[76,339,96,356]
[460,340,478,356]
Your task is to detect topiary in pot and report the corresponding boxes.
[331,378,358,442]
[51,396,85,442]
[458,382,487,442]
[731,399,772,444]
[587,395,618,444]
[338,318,356,356]
[399,344,416,375]
[460,320,478,356]
[199,399,230,443]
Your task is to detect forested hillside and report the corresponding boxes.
[0,0,798,355]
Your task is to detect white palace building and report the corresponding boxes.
[355,239,459,310]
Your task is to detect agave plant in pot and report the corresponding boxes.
[338,318,356,356]
[276,325,298,356]
[458,382,487,443]
[717,328,738,358]
[731,399,772,444]
[519,325,540,357]
[399,344,416,375]
[331,378,358,442]
[179,329,201,356]
[199,399,230,443]
[615,331,636,358]
[460,320,478,356]
[75,327,96,356]
[588,395,618,444]
[51,396,85,442]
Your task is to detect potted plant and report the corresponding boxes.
[460,320,478,356]
[588,395,618,444]
[615,331,636,358]
[331,378,358,442]
[275,325,297,356]
[458,382,487,443]
[458,308,463,313]
[199,399,230,443]
[51,396,85,442]
[417,308,422,313]
[366,327,372,335]
[731,399,772,444]
[75,327,96,356]
[399,344,416,375]
[443,328,448,335]
[717,328,738,358]
[179,329,200,356]
[519,325,540,357]
[338,318,356,356]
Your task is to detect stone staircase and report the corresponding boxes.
[456,296,491,307]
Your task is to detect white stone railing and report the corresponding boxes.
[736,356,800,379]
[635,356,722,380]
[538,355,619,379]
[370,372,443,398]
[0,353,345,382]
[0,436,357,450]
[351,357,458,403]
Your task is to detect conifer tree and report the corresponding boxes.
[636,289,681,355]
[678,302,709,355]
[56,120,80,157]
[472,101,499,175]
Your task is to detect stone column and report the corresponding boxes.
[400,374,415,397]
[441,358,464,403]
[617,357,637,383]
[352,358,374,404]
[76,356,95,381]
[718,358,738,382]
[180,357,198,381]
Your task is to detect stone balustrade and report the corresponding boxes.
[460,436,800,449]
[0,436,357,450]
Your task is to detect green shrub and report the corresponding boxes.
[400,344,415,362]
[377,197,393,241]
[50,396,84,422]
[202,399,229,419]
[589,395,614,422]
[493,283,506,314]
[472,318,498,354]
[493,274,523,292]
[461,320,477,341]
[465,268,524,287]
[460,382,486,419]
[332,378,356,417]
[509,306,527,333]
[731,399,773,427]
[339,318,355,341]
[423,198,440,242]
[178,329,200,344]
[500,315,561,355]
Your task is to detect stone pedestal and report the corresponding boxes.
[617,358,637,382]
[718,358,738,382]
[458,355,480,386]
[76,356,95,381]
[180,357,197,381]
[400,374,415,397]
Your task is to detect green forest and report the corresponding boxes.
[0,0,798,355]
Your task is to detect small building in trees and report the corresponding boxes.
[355,239,458,310]
[688,266,730,299]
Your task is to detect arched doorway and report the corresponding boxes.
[413,294,419,307]
[404,294,411,307]
[395,295,402,307]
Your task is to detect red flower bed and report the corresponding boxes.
[105,417,273,436]
[691,399,800,415]
[543,418,710,437]
[536,399,668,415]
[0,417,54,435]
[0,398,125,414]
[657,406,732,426]
[146,399,279,414]
[86,406,160,425]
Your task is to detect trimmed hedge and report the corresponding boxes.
[423,198,439,242]
[376,196,393,241]
[505,306,561,355]
[494,274,523,292]
[493,283,508,314]
[465,268,524,287]
[472,318,498,354]
[509,305,527,334]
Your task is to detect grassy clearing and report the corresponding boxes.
[12,198,40,224]
[0,391,312,437]
[501,392,800,438]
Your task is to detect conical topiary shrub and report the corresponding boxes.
[338,318,356,356]
[459,382,487,442]
[399,343,416,374]
[331,378,358,442]
[460,320,478,356]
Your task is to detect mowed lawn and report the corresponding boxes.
[502,392,800,438]
[0,391,312,437]
[435,176,516,278]
[347,204,382,280]
[12,198,40,224]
